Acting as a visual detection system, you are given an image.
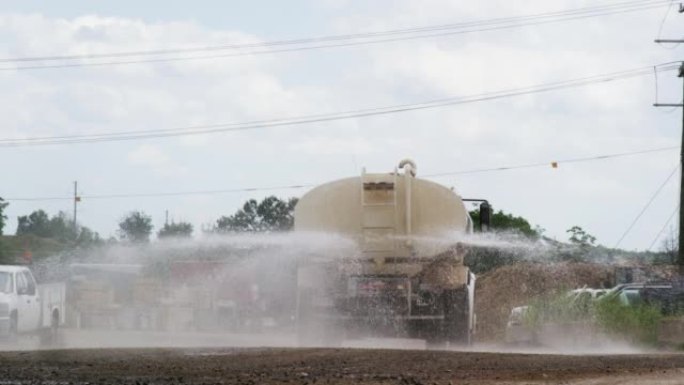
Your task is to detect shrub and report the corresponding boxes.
[594,296,662,345]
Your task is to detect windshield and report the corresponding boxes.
[0,273,13,294]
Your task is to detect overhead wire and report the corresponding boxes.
[647,204,679,250]
[614,164,680,248]
[423,146,680,177]
[0,0,671,71]
[3,145,678,202]
[655,0,681,49]
[3,0,665,63]
[0,62,680,147]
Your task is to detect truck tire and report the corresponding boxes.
[39,310,61,348]
[296,289,321,346]
[443,288,471,346]
[296,289,341,347]
[406,319,445,350]
[6,312,17,342]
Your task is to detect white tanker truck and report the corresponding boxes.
[294,159,490,347]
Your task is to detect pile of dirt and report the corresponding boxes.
[474,262,613,342]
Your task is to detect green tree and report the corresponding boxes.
[216,196,298,232]
[469,208,539,238]
[0,198,8,235]
[48,211,79,241]
[158,221,193,239]
[75,227,103,247]
[118,211,153,243]
[567,226,596,247]
[16,209,101,245]
[16,210,52,238]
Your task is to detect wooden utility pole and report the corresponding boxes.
[680,65,684,275]
[654,62,684,274]
[73,181,80,231]
[655,4,684,271]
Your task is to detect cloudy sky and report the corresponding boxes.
[0,0,682,250]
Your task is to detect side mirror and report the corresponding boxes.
[479,202,491,232]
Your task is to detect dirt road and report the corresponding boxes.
[0,348,682,384]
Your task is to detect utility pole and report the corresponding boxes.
[73,181,80,231]
[655,5,684,270]
[654,62,684,274]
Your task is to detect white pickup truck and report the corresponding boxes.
[0,265,66,345]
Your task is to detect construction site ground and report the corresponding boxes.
[0,344,683,385]
[0,330,682,384]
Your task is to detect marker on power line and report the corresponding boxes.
[3,145,679,202]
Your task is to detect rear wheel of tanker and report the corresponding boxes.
[425,330,448,350]
[408,319,447,350]
[442,289,471,347]
[296,289,342,347]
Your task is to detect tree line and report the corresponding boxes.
[0,196,300,246]
[0,192,676,273]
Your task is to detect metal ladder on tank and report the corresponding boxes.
[360,167,399,262]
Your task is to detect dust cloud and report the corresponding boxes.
[5,231,651,355]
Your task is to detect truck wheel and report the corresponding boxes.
[425,331,448,350]
[296,289,342,347]
[7,312,18,342]
[296,289,321,346]
[443,289,471,346]
[39,311,61,348]
[408,319,447,350]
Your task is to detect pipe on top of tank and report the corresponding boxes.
[398,159,416,246]
[398,159,417,177]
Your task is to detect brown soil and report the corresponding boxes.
[0,348,683,384]
[475,262,614,342]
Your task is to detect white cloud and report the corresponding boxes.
[127,144,169,167]
[0,3,681,249]
[289,136,374,155]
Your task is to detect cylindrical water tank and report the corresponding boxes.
[294,161,471,258]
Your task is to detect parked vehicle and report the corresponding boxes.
[504,288,608,345]
[599,281,684,315]
[0,265,66,345]
[505,306,534,345]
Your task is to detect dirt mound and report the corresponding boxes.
[474,262,613,342]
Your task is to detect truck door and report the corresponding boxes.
[16,270,40,332]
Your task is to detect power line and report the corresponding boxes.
[423,146,680,177]
[0,0,670,71]
[614,164,680,248]
[4,145,678,202]
[4,184,317,202]
[655,0,681,49]
[1,62,679,147]
[6,0,663,63]
[648,204,679,250]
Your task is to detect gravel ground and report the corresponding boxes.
[0,348,682,384]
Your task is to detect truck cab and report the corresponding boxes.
[0,266,65,343]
